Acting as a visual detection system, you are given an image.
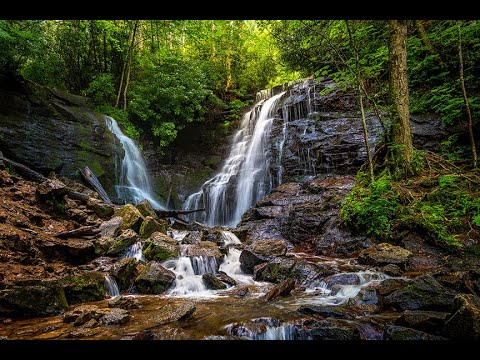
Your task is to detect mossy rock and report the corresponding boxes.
[0,282,68,316]
[139,216,168,239]
[107,229,139,256]
[142,232,180,262]
[87,198,114,219]
[61,271,106,304]
[202,273,227,290]
[136,199,157,218]
[111,258,139,292]
[134,261,176,294]
[114,204,145,233]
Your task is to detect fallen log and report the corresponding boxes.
[154,208,205,218]
[80,166,112,204]
[54,226,101,239]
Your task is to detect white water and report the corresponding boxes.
[105,116,165,209]
[220,230,242,245]
[123,242,144,261]
[226,318,296,340]
[183,92,286,227]
[104,274,120,297]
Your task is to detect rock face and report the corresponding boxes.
[61,271,106,304]
[0,77,119,195]
[134,261,176,294]
[444,294,480,340]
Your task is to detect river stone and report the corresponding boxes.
[98,308,131,325]
[0,282,68,316]
[377,278,408,296]
[381,264,403,277]
[136,199,157,218]
[107,229,139,256]
[217,271,237,287]
[384,325,447,340]
[114,204,144,233]
[395,310,450,334]
[63,304,101,324]
[358,243,412,269]
[139,216,167,239]
[383,274,457,311]
[324,273,361,288]
[61,271,106,304]
[149,302,196,325]
[202,273,227,290]
[143,232,180,261]
[111,257,138,291]
[107,296,140,310]
[444,294,480,340]
[297,305,353,319]
[250,239,287,257]
[99,216,123,238]
[264,278,295,301]
[134,261,175,294]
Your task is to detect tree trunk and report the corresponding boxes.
[80,166,112,204]
[388,20,414,174]
[123,20,139,111]
[457,22,478,169]
[415,20,447,69]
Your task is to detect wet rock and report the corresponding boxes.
[217,271,237,287]
[377,278,407,296]
[98,308,131,325]
[87,198,114,219]
[111,258,138,291]
[134,261,176,294]
[61,271,106,304]
[53,238,96,264]
[226,318,287,339]
[99,216,123,238]
[182,231,204,244]
[250,239,287,257]
[254,257,334,284]
[315,221,371,257]
[235,219,286,245]
[433,271,469,292]
[296,319,361,340]
[202,273,227,290]
[264,278,295,301]
[143,232,180,261]
[384,325,447,340]
[106,229,139,256]
[114,204,144,233]
[239,249,269,274]
[139,216,168,239]
[107,295,140,310]
[383,274,457,311]
[36,179,66,199]
[358,243,412,269]
[132,329,157,340]
[82,318,99,328]
[93,236,116,256]
[63,304,100,324]
[136,199,157,218]
[149,302,196,325]
[324,273,360,288]
[0,282,68,316]
[185,241,223,265]
[444,294,480,340]
[401,233,444,272]
[395,310,450,334]
[381,264,403,277]
[297,305,353,319]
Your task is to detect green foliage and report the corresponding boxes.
[439,135,469,162]
[46,197,66,216]
[341,175,399,239]
[83,73,115,105]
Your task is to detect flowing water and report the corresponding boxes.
[104,274,120,297]
[122,242,144,261]
[105,116,165,209]
[183,92,286,227]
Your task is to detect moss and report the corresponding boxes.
[139,217,167,239]
[143,242,177,262]
[61,271,106,304]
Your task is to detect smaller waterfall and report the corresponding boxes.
[123,242,144,261]
[105,116,165,210]
[226,318,297,340]
[104,274,120,297]
[220,230,242,245]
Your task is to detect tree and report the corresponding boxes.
[388,20,414,176]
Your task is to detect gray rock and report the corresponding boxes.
[444,294,480,340]
[134,261,176,294]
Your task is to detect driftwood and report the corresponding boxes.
[154,208,205,218]
[80,166,112,204]
[54,226,101,239]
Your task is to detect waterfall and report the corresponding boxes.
[104,274,120,297]
[123,242,144,261]
[220,230,242,245]
[105,116,165,210]
[183,92,285,227]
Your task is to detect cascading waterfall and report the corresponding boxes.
[123,242,144,261]
[104,274,120,297]
[183,92,286,227]
[105,116,165,209]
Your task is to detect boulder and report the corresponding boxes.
[107,295,140,310]
[297,305,353,319]
[61,271,106,304]
[134,261,176,294]
[202,273,227,290]
[139,216,168,239]
[0,282,68,316]
[98,308,131,325]
[87,198,114,219]
[384,325,447,340]
[217,271,237,287]
[136,199,157,218]
[114,204,144,233]
[36,179,66,199]
[107,229,139,256]
[264,278,295,301]
[250,239,288,257]
[185,241,223,265]
[148,302,196,325]
[93,236,116,256]
[381,264,403,277]
[395,310,450,334]
[383,274,457,311]
[444,294,480,340]
[63,304,101,325]
[377,278,407,296]
[239,249,269,274]
[358,243,412,269]
[111,258,138,291]
[142,232,180,261]
[324,273,361,288]
[296,320,361,340]
[99,216,123,238]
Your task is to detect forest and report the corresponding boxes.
[0,19,479,341]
